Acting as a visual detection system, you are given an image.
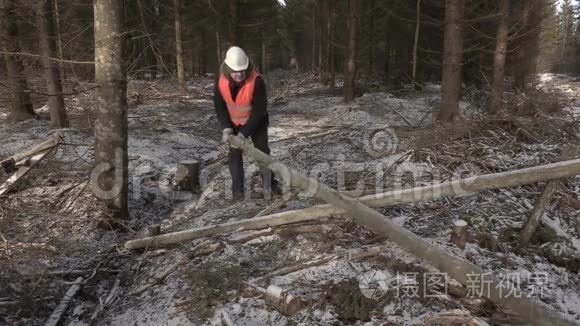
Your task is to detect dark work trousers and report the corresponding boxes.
[229,123,275,197]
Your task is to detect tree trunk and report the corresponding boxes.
[439,0,464,123]
[344,0,357,102]
[367,0,375,77]
[329,2,336,88]
[93,0,129,219]
[326,0,333,83]
[525,6,541,78]
[53,0,65,83]
[228,0,238,46]
[216,30,222,68]
[137,0,166,77]
[0,0,35,122]
[412,0,421,83]
[513,2,530,92]
[261,35,267,74]
[311,9,316,73]
[199,31,206,75]
[37,0,69,129]
[182,21,193,78]
[489,0,510,115]
[173,0,185,94]
[383,16,392,86]
[317,0,326,80]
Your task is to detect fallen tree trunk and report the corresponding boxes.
[1,132,62,169]
[0,147,57,196]
[125,206,329,249]
[125,156,580,250]
[223,135,575,326]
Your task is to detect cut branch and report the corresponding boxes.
[520,145,578,246]
[0,146,58,196]
[256,246,380,284]
[1,132,63,167]
[90,277,120,321]
[44,277,83,326]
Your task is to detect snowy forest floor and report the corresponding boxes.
[1,71,580,325]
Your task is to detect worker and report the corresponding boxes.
[213,46,279,200]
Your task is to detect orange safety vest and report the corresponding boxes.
[218,70,259,127]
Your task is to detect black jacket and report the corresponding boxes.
[213,75,269,137]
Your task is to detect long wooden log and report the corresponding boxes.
[125,208,319,249]
[223,135,575,326]
[125,156,580,250]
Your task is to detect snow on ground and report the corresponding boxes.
[1,71,580,325]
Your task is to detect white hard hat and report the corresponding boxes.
[224,46,249,71]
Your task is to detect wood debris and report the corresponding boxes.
[44,277,84,326]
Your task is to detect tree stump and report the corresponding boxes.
[264,284,302,316]
[450,219,469,249]
[173,160,200,193]
[0,158,16,175]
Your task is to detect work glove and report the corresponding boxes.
[231,133,249,149]
[222,128,234,143]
